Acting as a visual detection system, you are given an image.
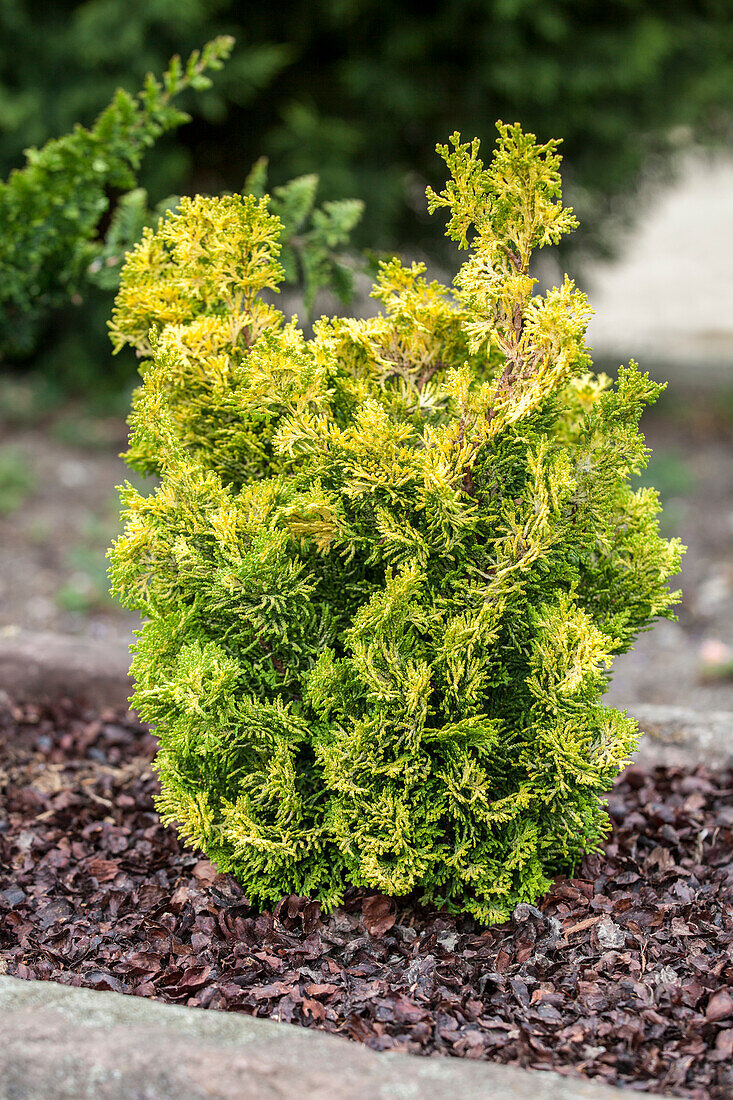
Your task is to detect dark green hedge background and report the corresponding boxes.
[2,0,732,388]
[4,0,732,252]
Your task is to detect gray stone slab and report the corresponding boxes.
[632,704,733,768]
[0,975,639,1100]
[0,628,132,710]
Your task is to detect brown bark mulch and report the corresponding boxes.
[1,698,732,1099]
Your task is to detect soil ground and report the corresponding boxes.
[0,395,136,643]
[1,701,732,1099]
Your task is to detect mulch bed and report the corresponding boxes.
[1,699,732,1099]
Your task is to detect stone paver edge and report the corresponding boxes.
[0,975,656,1099]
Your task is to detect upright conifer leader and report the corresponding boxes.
[110,123,683,923]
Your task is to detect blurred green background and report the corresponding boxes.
[2,0,732,251]
[1,0,733,391]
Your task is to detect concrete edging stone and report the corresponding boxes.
[0,627,133,712]
[631,703,733,768]
[0,975,642,1100]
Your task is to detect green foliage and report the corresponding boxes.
[0,446,35,515]
[110,124,683,923]
[88,189,179,294]
[0,37,233,361]
[4,2,732,393]
[0,30,362,392]
[245,160,364,314]
[0,5,288,192]
[97,165,363,320]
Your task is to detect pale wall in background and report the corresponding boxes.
[586,153,733,382]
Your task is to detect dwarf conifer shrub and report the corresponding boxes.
[110,123,683,923]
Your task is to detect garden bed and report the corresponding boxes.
[1,698,731,1099]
